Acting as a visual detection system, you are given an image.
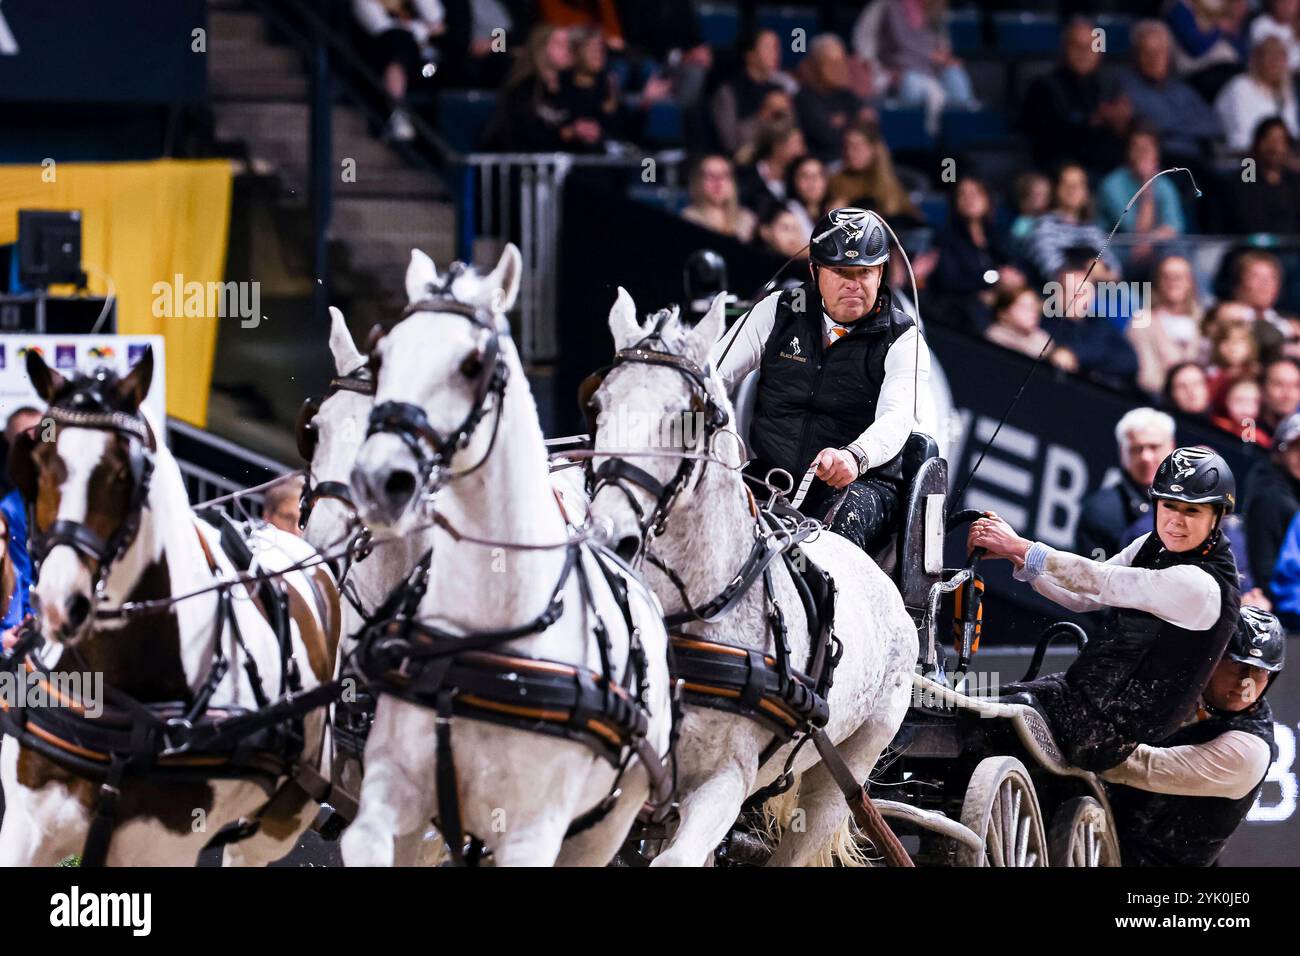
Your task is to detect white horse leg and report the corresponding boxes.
[489,814,572,867]
[341,700,437,868]
[0,802,79,867]
[767,710,905,867]
[392,826,442,867]
[651,763,752,867]
[553,766,649,867]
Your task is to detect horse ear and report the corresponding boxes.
[26,349,64,402]
[328,307,365,375]
[116,345,154,411]
[483,243,522,315]
[684,292,727,368]
[405,248,439,304]
[608,287,642,350]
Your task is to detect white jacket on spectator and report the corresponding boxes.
[1215,70,1300,151]
[1250,13,1300,72]
[353,0,446,45]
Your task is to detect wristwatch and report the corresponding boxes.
[844,444,869,477]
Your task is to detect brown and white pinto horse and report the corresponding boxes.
[0,349,341,866]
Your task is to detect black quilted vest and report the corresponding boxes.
[1108,701,1276,866]
[748,282,913,484]
[1066,529,1242,744]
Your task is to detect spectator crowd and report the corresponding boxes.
[371,0,1300,625]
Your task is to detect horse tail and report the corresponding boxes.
[759,777,873,868]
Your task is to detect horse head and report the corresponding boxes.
[297,306,376,551]
[18,348,155,642]
[586,288,734,562]
[351,243,522,533]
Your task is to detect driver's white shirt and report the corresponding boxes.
[712,289,934,470]
[1014,533,1221,631]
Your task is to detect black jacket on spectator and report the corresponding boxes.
[1243,458,1300,602]
[1019,66,1125,173]
[1076,472,1152,559]
[795,86,864,162]
[1050,313,1140,392]
[486,71,605,152]
[614,0,699,60]
[928,219,1019,331]
[1213,170,1300,235]
[735,163,782,217]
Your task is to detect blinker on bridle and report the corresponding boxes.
[25,388,157,596]
[583,310,730,557]
[296,361,377,533]
[366,263,512,499]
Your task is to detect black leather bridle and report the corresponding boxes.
[582,313,730,554]
[296,363,376,533]
[366,273,511,499]
[20,379,157,595]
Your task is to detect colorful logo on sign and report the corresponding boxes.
[88,345,116,360]
[55,345,76,370]
[0,345,6,371]
[18,346,44,360]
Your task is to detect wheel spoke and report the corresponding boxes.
[986,791,1005,866]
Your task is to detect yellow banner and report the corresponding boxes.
[0,159,233,426]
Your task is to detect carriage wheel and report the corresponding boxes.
[955,756,1048,867]
[1048,796,1121,867]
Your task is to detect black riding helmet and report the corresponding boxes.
[810,207,891,268]
[1149,446,1237,513]
[1231,606,1286,673]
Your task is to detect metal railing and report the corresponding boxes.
[168,417,294,518]
[457,150,686,362]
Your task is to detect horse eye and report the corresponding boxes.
[460,352,484,379]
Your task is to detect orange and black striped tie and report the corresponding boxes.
[826,326,848,347]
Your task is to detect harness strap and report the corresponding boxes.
[80,754,128,868]
[435,689,466,866]
[809,729,913,867]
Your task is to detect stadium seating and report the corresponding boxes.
[992,12,1060,57]
[941,106,1011,153]
[948,7,983,56]
[697,2,740,48]
[438,89,496,154]
[879,106,933,153]
[756,5,820,69]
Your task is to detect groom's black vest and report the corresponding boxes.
[748,283,913,484]
[1108,701,1276,866]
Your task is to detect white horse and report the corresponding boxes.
[586,290,917,866]
[0,349,340,866]
[343,247,672,867]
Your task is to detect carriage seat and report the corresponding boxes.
[728,371,946,612]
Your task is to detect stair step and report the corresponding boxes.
[208,43,302,77]
[209,10,265,45]
[285,165,444,198]
[332,197,453,235]
[210,72,309,102]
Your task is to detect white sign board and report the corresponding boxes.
[0,335,166,427]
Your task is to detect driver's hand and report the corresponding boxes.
[813,448,858,489]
